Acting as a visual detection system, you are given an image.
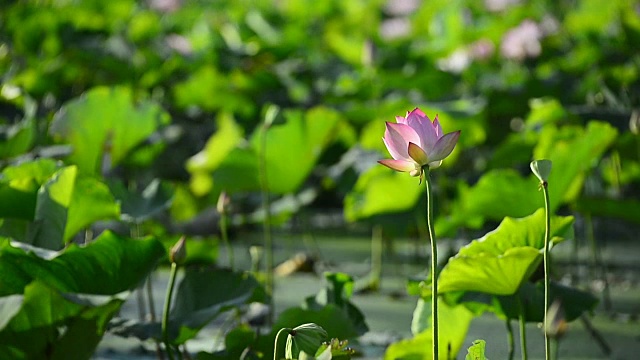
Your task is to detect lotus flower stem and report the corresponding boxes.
[219,213,234,271]
[551,338,559,360]
[273,327,291,360]
[260,105,279,327]
[585,213,611,310]
[541,180,551,360]
[424,167,439,360]
[377,108,460,360]
[371,224,383,290]
[162,262,178,360]
[217,192,234,271]
[517,295,528,360]
[506,319,515,360]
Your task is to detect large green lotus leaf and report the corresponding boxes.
[170,268,266,344]
[524,98,569,128]
[50,87,170,175]
[436,170,541,235]
[209,106,345,195]
[26,166,77,249]
[465,340,488,360]
[439,211,574,295]
[534,122,618,206]
[186,112,244,196]
[0,185,36,222]
[172,66,254,116]
[0,159,59,220]
[0,280,127,360]
[108,179,173,223]
[208,146,261,194]
[487,132,538,169]
[408,298,474,359]
[64,176,120,242]
[494,281,598,322]
[438,121,616,234]
[306,272,368,337]
[575,197,640,224]
[0,230,162,359]
[0,295,22,331]
[1,162,121,248]
[196,323,257,360]
[0,231,165,296]
[384,329,433,360]
[344,165,423,222]
[274,304,360,343]
[108,268,266,345]
[0,117,35,160]
[564,0,622,34]
[270,272,368,343]
[438,247,542,296]
[458,209,574,256]
[249,106,345,194]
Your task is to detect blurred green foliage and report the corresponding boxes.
[0,0,639,358]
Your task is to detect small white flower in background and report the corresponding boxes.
[501,20,543,61]
[484,0,521,12]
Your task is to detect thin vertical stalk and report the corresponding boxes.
[541,181,551,360]
[517,295,528,360]
[423,168,439,360]
[371,224,383,290]
[259,105,278,327]
[273,328,291,360]
[585,213,611,311]
[84,228,93,245]
[506,319,515,360]
[551,338,559,360]
[260,124,273,326]
[132,224,149,323]
[162,262,179,360]
[219,213,234,271]
[146,275,157,321]
[136,288,147,321]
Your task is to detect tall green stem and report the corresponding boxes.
[423,168,438,360]
[219,213,234,271]
[371,224,383,290]
[506,319,515,360]
[551,338,559,360]
[517,295,528,360]
[542,182,551,360]
[162,262,179,360]
[259,105,278,327]
[273,328,291,360]
[585,213,611,311]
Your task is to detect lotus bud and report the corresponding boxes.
[217,191,230,215]
[630,110,639,135]
[544,299,567,339]
[530,159,552,183]
[170,236,187,265]
[285,323,328,358]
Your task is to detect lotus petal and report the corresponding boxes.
[378,159,417,172]
[428,131,460,162]
[408,142,429,166]
[383,122,420,161]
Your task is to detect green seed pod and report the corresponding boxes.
[530,159,552,183]
[170,236,187,265]
[285,323,328,359]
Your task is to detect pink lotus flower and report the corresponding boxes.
[378,108,460,177]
